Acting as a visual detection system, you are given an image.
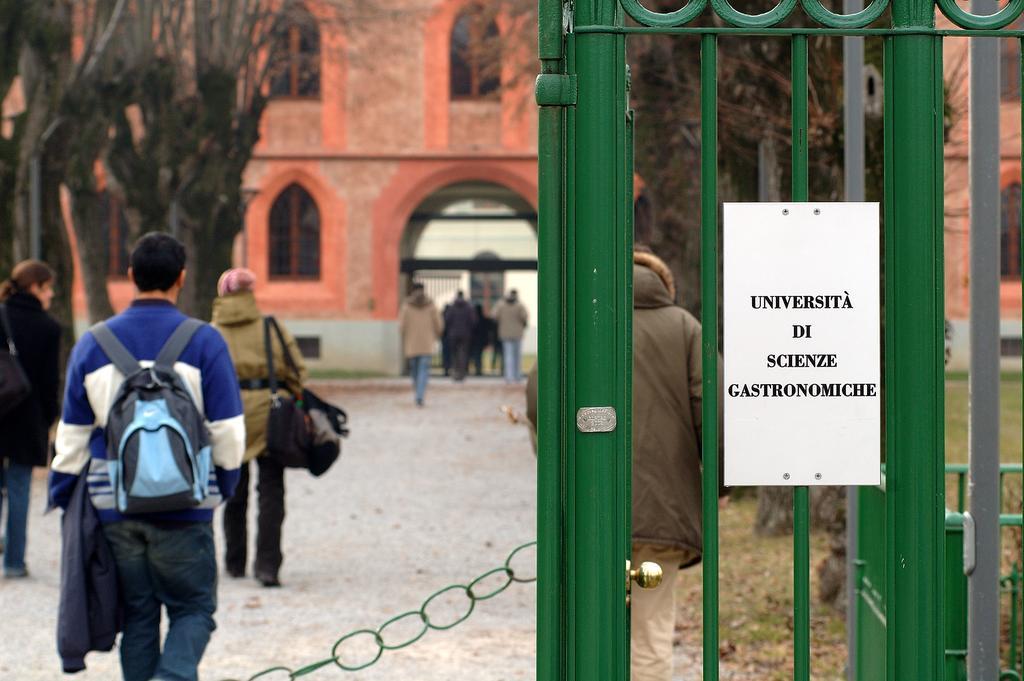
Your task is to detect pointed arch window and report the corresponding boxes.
[270,5,321,98]
[1001,182,1021,278]
[269,184,321,279]
[450,6,500,99]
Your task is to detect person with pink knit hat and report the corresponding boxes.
[212,268,306,586]
[217,268,257,297]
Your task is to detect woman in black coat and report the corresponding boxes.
[0,260,61,578]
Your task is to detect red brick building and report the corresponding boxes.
[54,1,539,373]
[15,4,1019,371]
[942,31,1023,368]
[232,1,539,372]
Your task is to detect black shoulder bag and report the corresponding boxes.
[264,317,348,476]
[0,304,31,418]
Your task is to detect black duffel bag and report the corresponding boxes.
[264,317,348,476]
[0,304,31,419]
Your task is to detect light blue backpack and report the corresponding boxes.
[91,320,211,514]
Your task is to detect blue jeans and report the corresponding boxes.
[502,340,523,382]
[103,521,217,681]
[409,355,431,403]
[0,460,33,574]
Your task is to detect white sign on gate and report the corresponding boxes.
[723,202,881,487]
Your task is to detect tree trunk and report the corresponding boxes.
[0,0,27,274]
[813,485,847,611]
[177,195,239,320]
[0,134,17,275]
[755,487,794,536]
[68,187,115,322]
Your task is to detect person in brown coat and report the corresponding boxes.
[526,239,723,681]
[399,283,442,406]
[212,268,307,587]
[627,247,718,681]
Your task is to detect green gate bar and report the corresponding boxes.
[699,32,721,681]
[567,1,632,680]
[536,0,566,674]
[885,0,946,677]
[790,34,812,681]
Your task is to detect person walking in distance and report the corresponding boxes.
[492,289,529,383]
[443,291,477,382]
[0,260,61,578]
[212,268,307,587]
[49,233,246,681]
[440,302,453,377]
[399,283,442,406]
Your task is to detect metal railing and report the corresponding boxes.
[946,463,1024,513]
[538,0,1024,676]
[857,465,1022,680]
[225,542,537,680]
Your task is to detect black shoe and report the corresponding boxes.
[257,573,281,588]
[226,566,245,579]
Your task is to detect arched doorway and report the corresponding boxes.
[399,181,538,373]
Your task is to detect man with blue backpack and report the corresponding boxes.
[50,232,246,681]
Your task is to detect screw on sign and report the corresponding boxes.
[226,542,538,680]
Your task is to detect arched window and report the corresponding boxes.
[270,5,321,98]
[450,5,500,99]
[470,251,504,312]
[269,184,321,279]
[101,191,130,278]
[1001,182,1021,278]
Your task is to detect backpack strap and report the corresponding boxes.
[154,318,204,370]
[91,322,143,376]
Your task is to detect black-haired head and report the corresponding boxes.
[130,232,186,292]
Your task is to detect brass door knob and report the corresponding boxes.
[629,561,664,590]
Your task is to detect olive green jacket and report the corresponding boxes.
[527,251,722,567]
[212,292,307,463]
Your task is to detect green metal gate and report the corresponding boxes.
[536,1,1022,679]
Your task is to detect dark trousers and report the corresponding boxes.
[103,521,217,681]
[491,342,504,374]
[450,336,471,381]
[441,336,452,375]
[222,456,285,580]
[469,345,485,376]
[0,459,32,574]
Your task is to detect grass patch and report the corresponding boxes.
[675,498,847,680]
[669,376,1022,679]
[945,375,1022,521]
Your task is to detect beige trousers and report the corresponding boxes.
[630,543,688,681]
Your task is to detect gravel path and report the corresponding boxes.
[0,379,538,681]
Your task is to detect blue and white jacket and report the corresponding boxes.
[50,300,246,523]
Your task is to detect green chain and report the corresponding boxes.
[222,542,537,680]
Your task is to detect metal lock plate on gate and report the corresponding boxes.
[576,407,616,433]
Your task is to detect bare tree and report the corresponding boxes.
[0,0,30,274]
[4,1,129,337]
[96,0,290,318]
